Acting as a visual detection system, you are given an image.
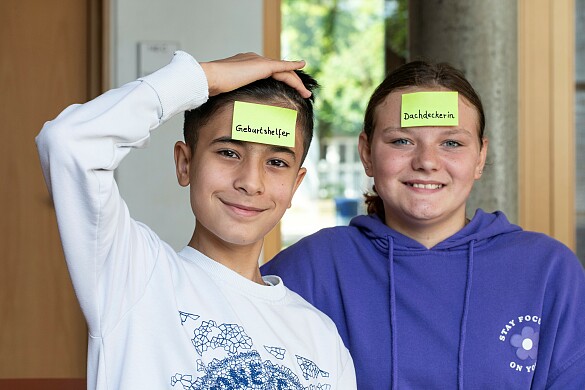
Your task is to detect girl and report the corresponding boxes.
[262,61,585,389]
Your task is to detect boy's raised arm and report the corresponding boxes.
[35,50,307,336]
[35,51,208,335]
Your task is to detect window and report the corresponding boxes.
[279,0,407,248]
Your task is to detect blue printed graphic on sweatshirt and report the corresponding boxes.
[171,351,304,389]
[172,311,331,389]
[192,320,253,355]
[264,346,286,360]
[295,355,330,380]
[179,311,200,325]
[498,314,541,374]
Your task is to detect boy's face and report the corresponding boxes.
[174,101,306,251]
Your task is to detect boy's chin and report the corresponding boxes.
[203,227,269,248]
[222,235,264,247]
[223,228,273,247]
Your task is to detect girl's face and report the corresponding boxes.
[359,87,488,243]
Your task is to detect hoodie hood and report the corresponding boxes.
[349,208,522,254]
[349,208,522,389]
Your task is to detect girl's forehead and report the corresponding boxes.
[375,86,476,114]
[385,86,452,103]
[373,87,482,136]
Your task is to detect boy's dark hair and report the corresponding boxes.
[184,70,319,164]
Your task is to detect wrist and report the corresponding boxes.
[199,62,218,96]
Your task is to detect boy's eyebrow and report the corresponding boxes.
[211,136,298,162]
[211,136,247,147]
[268,145,298,162]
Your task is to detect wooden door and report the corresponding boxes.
[0,0,105,383]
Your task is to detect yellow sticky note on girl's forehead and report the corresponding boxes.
[401,91,459,127]
[231,101,297,147]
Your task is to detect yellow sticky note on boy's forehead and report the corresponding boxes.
[231,101,297,147]
[401,91,459,127]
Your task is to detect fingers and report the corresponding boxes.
[200,53,310,98]
[271,70,312,98]
[217,52,305,70]
[270,58,307,72]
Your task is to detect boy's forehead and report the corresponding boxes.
[200,103,304,154]
[230,100,298,148]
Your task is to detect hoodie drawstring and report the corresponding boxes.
[387,237,476,390]
[387,236,398,390]
[457,239,476,390]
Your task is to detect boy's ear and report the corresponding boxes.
[174,141,191,187]
[288,167,307,208]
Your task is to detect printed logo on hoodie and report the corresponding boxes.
[499,314,541,374]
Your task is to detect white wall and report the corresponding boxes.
[112,0,264,249]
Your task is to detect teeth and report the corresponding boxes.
[411,183,443,189]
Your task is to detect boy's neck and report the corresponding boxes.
[188,229,265,285]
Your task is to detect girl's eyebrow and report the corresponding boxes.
[211,136,297,162]
[380,126,404,134]
[437,128,475,137]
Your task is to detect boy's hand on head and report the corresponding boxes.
[200,52,311,98]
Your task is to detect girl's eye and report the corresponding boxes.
[218,149,239,159]
[267,159,289,168]
[391,139,412,146]
[442,140,462,148]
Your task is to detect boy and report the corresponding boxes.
[36,51,356,389]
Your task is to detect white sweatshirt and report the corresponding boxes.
[36,51,356,390]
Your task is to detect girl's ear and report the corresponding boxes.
[358,131,374,177]
[475,137,489,180]
[174,141,192,187]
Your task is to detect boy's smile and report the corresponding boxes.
[174,101,306,270]
[221,199,266,217]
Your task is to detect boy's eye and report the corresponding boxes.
[267,159,289,168]
[218,149,240,159]
[442,140,462,148]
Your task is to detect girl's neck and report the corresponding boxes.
[384,212,468,249]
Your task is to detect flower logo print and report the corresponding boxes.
[510,326,539,360]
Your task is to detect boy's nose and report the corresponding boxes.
[234,159,265,195]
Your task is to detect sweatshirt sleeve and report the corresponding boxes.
[337,348,357,389]
[35,51,208,337]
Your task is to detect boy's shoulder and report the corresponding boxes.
[278,281,341,333]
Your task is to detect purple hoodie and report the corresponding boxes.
[261,209,585,389]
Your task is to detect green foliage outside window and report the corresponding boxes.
[281,0,407,140]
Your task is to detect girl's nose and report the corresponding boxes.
[412,143,441,172]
